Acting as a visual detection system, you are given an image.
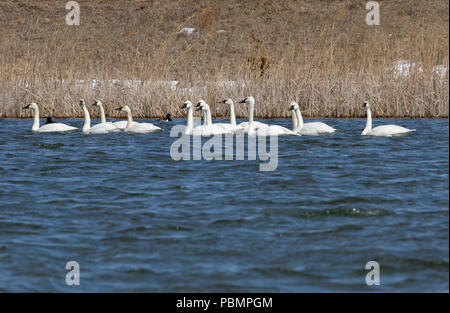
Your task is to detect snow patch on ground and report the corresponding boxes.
[389,60,448,79]
[176,27,196,35]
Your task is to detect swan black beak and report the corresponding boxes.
[239,99,246,104]
[182,103,187,109]
[92,102,98,106]
[218,100,226,104]
[115,107,122,111]
[289,106,294,111]
[195,106,202,111]
[22,104,30,109]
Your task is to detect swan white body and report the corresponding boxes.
[92,100,120,132]
[23,103,77,133]
[113,120,138,130]
[238,120,269,130]
[289,101,335,135]
[255,124,299,136]
[115,105,162,134]
[361,101,415,137]
[238,97,298,136]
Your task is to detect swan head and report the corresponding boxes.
[195,101,209,112]
[92,100,103,107]
[362,101,370,109]
[289,101,299,111]
[22,102,38,110]
[182,100,193,109]
[79,99,86,107]
[115,105,131,113]
[195,100,207,111]
[219,99,234,106]
[239,96,255,105]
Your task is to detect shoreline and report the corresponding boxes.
[3,116,448,120]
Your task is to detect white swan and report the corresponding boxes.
[111,102,139,130]
[194,101,233,136]
[218,99,245,133]
[236,96,269,131]
[197,99,242,133]
[361,101,415,137]
[22,102,77,132]
[91,100,120,132]
[79,99,116,134]
[182,100,210,136]
[182,100,195,135]
[115,105,162,133]
[238,97,298,136]
[289,101,336,135]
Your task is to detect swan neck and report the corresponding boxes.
[206,108,212,126]
[229,103,236,127]
[126,111,133,129]
[295,108,303,130]
[99,105,106,123]
[202,110,206,126]
[82,104,91,132]
[249,101,254,126]
[291,110,298,130]
[186,107,193,130]
[32,108,40,131]
[363,107,372,134]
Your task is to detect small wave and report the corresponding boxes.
[391,257,449,270]
[298,207,392,218]
[34,143,64,149]
[333,224,365,231]
[126,267,156,274]
[210,218,252,225]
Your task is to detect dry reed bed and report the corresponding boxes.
[0,1,448,119]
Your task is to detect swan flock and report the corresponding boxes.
[22,98,416,137]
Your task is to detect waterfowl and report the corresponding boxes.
[79,99,115,134]
[361,101,415,137]
[91,100,120,132]
[162,113,173,122]
[22,103,77,132]
[237,97,298,136]
[195,101,233,136]
[115,105,162,133]
[181,100,204,135]
[111,103,139,130]
[289,101,336,135]
[217,99,245,133]
[197,100,242,133]
[236,96,269,131]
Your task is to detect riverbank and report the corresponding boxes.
[0,0,448,118]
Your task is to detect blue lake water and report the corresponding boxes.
[0,117,448,292]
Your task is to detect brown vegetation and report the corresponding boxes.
[0,0,448,119]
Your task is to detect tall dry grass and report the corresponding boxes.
[0,0,448,119]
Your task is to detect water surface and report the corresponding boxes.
[0,118,448,292]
